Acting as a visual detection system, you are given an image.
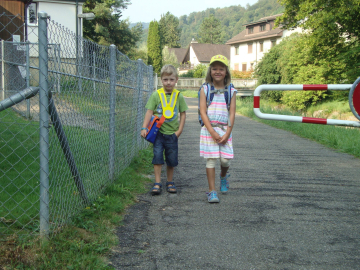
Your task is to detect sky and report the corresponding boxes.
[121,0,259,23]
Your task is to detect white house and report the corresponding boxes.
[171,39,230,74]
[27,0,87,41]
[226,14,302,71]
[1,0,88,46]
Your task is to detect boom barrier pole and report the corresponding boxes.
[253,84,360,128]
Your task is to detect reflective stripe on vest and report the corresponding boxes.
[157,88,179,119]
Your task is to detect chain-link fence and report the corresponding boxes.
[0,11,154,238]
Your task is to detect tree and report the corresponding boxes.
[193,64,208,78]
[159,12,181,48]
[277,0,360,82]
[198,14,222,44]
[162,47,179,68]
[147,21,162,74]
[83,0,142,54]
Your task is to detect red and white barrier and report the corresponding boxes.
[253,84,360,128]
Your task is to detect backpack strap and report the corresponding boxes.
[224,83,233,111]
[226,83,234,127]
[207,83,233,109]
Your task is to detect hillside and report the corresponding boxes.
[136,0,284,48]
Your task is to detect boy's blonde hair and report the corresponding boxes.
[160,64,178,78]
[205,62,232,86]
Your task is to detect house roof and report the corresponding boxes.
[168,48,187,63]
[226,28,284,45]
[243,14,283,26]
[226,14,284,45]
[191,43,230,62]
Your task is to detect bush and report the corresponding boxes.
[179,64,207,78]
[231,70,253,79]
[193,64,208,78]
[281,90,327,111]
[179,70,194,77]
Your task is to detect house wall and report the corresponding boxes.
[27,1,83,58]
[189,45,200,66]
[230,29,302,71]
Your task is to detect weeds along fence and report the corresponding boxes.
[0,12,154,239]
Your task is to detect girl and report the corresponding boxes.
[199,55,237,203]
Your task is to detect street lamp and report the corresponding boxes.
[77,13,95,20]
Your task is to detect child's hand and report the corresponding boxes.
[141,129,147,138]
[218,133,230,145]
[210,131,221,143]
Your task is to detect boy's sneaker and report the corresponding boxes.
[220,174,230,193]
[206,190,219,203]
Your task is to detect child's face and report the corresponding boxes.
[161,73,178,93]
[210,62,227,84]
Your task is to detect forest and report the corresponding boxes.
[137,0,284,47]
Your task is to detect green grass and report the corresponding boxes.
[179,89,198,98]
[0,147,153,269]
[0,107,144,236]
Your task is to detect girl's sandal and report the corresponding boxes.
[151,183,162,195]
[166,182,177,193]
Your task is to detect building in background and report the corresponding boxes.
[0,0,87,43]
[175,39,230,74]
[226,14,302,72]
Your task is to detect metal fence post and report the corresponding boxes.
[26,41,31,119]
[153,71,157,91]
[93,51,96,97]
[108,45,116,181]
[38,11,50,240]
[136,59,143,148]
[1,40,4,101]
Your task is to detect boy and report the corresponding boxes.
[141,65,188,195]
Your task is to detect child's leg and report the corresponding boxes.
[220,165,229,177]
[154,164,162,184]
[220,158,230,193]
[152,133,165,194]
[220,158,230,177]
[206,168,216,191]
[163,133,178,193]
[166,166,174,182]
[166,166,177,193]
[206,158,217,191]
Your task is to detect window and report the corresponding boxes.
[271,39,276,47]
[242,63,247,71]
[235,46,239,55]
[234,64,239,71]
[27,3,37,25]
[248,27,253,34]
[259,42,264,52]
[260,24,266,32]
[250,63,254,70]
[248,43,253,54]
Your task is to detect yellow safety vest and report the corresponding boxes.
[157,88,180,119]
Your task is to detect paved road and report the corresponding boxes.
[110,97,360,269]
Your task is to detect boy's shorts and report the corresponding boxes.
[152,132,178,167]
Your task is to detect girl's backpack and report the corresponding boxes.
[198,83,234,126]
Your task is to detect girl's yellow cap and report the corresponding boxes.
[210,55,229,67]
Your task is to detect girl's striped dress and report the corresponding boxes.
[200,85,237,159]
